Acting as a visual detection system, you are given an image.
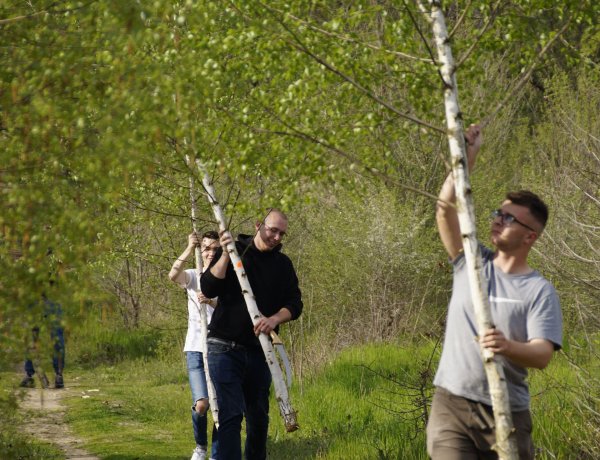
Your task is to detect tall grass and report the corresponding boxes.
[269,342,436,459]
[61,341,437,459]
[529,334,600,460]
[4,333,598,459]
[67,316,167,367]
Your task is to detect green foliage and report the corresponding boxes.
[282,183,450,375]
[1,3,599,457]
[508,69,600,331]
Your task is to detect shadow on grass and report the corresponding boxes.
[267,432,327,459]
[102,456,188,460]
[98,439,323,460]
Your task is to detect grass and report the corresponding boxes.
[0,380,64,459]
[61,341,436,459]
[276,343,435,459]
[67,317,163,368]
[63,356,193,459]
[528,340,600,460]
[2,334,598,459]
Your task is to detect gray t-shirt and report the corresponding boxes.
[433,246,562,411]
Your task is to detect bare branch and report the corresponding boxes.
[276,8,432,63]
[481,17,572,128]
[414,0,433,24]
[448,0,474,38]
[403,0,444,85]
[259,2,445,134]
[454,0,503,70]
[215,103,445,204]
[0,1,96,25]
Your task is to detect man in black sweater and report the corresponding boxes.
[201,209,303,460]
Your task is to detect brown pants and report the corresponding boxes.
[426,387,534,460]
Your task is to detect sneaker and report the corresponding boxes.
[55,374,64,389]
[19,376,35,388]
[190,446,207,460]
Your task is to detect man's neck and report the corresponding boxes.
[493,251,533,275]
[253,235,269,252]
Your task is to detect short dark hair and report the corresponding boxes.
[506,190,549,229]
[202,230,219,240]
[264,208,288,222]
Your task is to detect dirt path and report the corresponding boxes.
[20,378,100,460]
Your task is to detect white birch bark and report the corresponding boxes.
[425,2,518,458]
[195,159,299,433]
[185,155,219,428]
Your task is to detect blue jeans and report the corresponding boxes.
[207,338,271,460]
[25,326,65,377]
[187,352,219,458]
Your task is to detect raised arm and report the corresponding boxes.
[168,232,200,287]
[436,124,482,260]
[209,231,232,279]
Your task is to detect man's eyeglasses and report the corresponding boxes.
[491,209,537,232]
[263,223,287,238]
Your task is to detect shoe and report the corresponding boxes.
[190,446,207,460]
[55,374,64,389]
[19,376,35,388]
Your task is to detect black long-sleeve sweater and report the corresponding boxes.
[200,234,303,348]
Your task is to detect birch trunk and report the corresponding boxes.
[185,155,219,428]
[426,2,518,458]
[195,159,299,433]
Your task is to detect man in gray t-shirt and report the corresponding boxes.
[427,125,562,460]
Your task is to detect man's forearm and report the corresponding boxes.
[437,135,479,219]
[209,253,230,279]
[436,172,463,260]
[503,338,555,370]
[168,246,194,282]
[271,307,292,326]
[436,133,481,260]
[437,173,457,218]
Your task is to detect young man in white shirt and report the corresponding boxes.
[170,231,220,460]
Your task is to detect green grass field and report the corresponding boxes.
[2,338,598,459]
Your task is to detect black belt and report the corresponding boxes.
[207,337,245,349]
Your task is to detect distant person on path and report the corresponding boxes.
[427,124,563,459]
[201,209,303,460]
[20,296,65,389]
[169,231,220,460]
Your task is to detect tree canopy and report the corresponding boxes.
[1,0,598,364]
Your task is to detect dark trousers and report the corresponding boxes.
[208,338,271,460]
[427,387,534,459]
[25,326,65,376]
